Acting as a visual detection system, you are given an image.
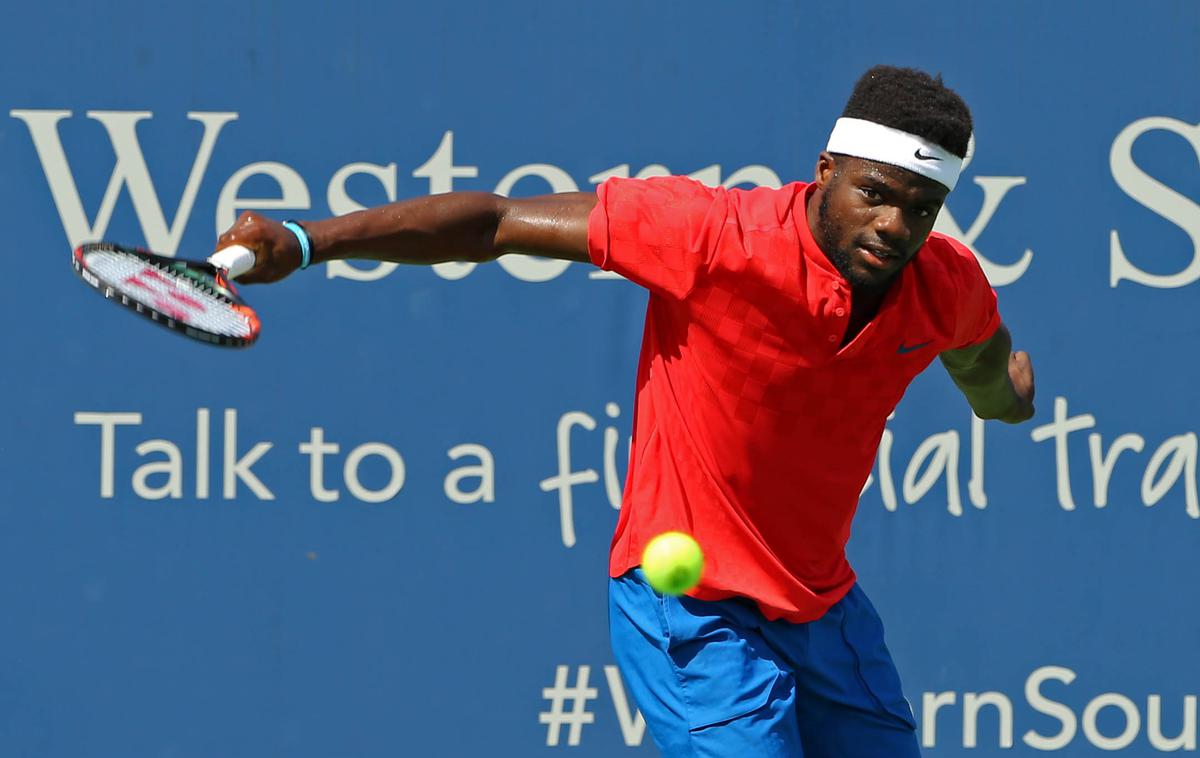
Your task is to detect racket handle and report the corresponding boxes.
[209,245,257,279]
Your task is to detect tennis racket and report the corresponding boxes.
[71,242,261,348]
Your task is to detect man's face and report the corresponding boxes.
[812,153,950,292]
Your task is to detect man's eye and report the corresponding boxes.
[859,187,881,201]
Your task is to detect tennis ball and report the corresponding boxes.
[641,531,705,596]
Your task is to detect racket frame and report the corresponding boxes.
[71,242,261,348]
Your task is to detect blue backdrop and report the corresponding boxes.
[2,1,1198,755]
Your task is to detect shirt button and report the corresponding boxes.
[835,307,846,317]
[832,282,842,292]
[828,335,838,343]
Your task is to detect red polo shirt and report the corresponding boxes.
[588,176,1001,623]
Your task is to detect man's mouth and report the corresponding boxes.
[856,244,901,269]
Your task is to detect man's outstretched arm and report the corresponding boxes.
[939,324,1036,424]
[216,191,599,283]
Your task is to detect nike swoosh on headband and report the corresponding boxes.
[913,149,942,162]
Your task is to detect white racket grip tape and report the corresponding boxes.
[209,245,257,279]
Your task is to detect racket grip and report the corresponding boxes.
[209,245,257,279]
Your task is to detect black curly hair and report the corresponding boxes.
[841,65,973,158]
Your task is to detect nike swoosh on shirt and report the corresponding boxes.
[897,340,933,354]
[913,149,942,162]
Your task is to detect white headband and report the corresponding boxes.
[825,117,971,191]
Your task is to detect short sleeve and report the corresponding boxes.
[588,176,730,299]
[945,237,1002,350]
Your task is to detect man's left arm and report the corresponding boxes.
[939,323,1036,424]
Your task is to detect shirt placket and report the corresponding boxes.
[825,279,850,350]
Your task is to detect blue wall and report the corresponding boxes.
[2,1,1198,755]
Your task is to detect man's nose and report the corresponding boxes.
[873,206,911,246]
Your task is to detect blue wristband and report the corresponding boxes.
[282,220,312,270]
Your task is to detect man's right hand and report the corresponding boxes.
[214,211,304,284]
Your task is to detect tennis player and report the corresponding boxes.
[220,65,1035,756]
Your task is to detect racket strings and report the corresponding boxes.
[85,249,255,338]
[131,249,238,301]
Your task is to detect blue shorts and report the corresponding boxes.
[609,570,920,757]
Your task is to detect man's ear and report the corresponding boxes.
[814,151,838,189]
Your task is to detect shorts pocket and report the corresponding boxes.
[660,595,787,731]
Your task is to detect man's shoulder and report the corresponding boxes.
[917,231,989,287]
[724,181,809,229]
[611,177,810,233]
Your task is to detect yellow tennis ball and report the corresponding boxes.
[642,531,705,595]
